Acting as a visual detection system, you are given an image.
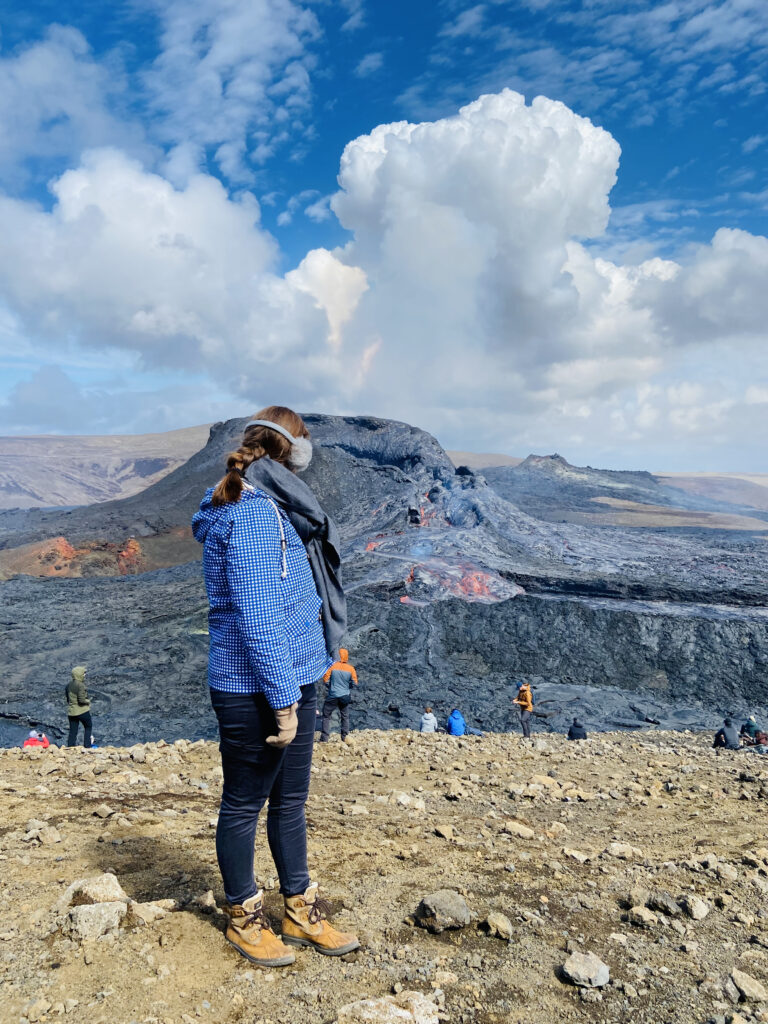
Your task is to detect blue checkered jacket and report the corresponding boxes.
[192,486,332,708]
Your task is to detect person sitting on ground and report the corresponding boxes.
[741,715,761,743]
[513,682,534,738]
[320,648,358,743]
[66,666,93,749]
[420,706,438,733]
[446,709,467,736]
[713,717,741,750]
[567,718,587,741]
[23,729,49,749]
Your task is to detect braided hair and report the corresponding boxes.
[211,405,309,505]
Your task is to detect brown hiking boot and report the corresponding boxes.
[223,892,296,967]
[281,883,360,956]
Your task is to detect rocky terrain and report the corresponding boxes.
[1,415,767,745]
[0,426,209,510]
[4,729,768,1024]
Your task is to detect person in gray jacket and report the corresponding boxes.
[713,718,740,750]
[420,707,438,733]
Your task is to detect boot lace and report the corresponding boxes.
[307,896,332,925]
[242,905,271,932]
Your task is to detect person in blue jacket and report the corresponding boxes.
[446,709,467,736]
[192,406,359,968]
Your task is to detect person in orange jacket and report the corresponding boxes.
[23,730,50,749]
[320,649,358,742]
[513,682,533,738]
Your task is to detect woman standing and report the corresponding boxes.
[192,406,359,967]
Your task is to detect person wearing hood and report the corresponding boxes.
[513,682,534,738]
[320,648,358,742]
[567,718,587,741]
[66,666,92,748]
[741,716,761,743]
[714,718,741,750]
[420,706,438,733]
[192,406,358,969]
[446,709,466,736]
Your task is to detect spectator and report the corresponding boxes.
[23,730,49,749]
[567,718,587,741]
[713,718,740,750]
[420,706,438,733]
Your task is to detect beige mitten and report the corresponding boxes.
[266,703,299,747]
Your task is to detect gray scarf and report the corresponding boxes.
[246,458,346,660]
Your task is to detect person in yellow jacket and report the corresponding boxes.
[320,649,358,742]
[513,681,533,738]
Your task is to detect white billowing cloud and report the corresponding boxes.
[141,0,320,181]
[287,249,368,352]
[0,149,365,400]
[329,89,630,410]
[635,227,768,344]
[0,26,150,186]
[0,86,766,467]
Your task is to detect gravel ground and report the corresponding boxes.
[3,729,768,1024]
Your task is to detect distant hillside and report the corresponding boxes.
[0,425,210,509]
[482,453,768,529]
[447,450,523,470]
[660,472,768,512]
[449,450,768,517]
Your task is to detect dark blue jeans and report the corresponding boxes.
[210,683,316,906]
[67,712,93,748]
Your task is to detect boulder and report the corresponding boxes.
[628,906,657,928]
[504,821,535,840]
[56,873,128,912]
[485,911,514,940]
[683,896,710,921]
[562,951,610,988]
[415,890,471,933]
[731,969,768,1003]
[335,991,439,1023]
[64,901,127,942]
[605,842,642,860]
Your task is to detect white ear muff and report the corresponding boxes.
[287,436,313,472]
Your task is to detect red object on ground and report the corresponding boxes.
[23,735,49,749]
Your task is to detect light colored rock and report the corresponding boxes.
[38,826,62,845]
[529,774,559,788]
[732,969,768,1002]
[93,803,114,818]
[57,873,128,912]
[131,901,170,925]
[485,911,513,940]
[335,990,439,1023]
[563,848,590,864]
[434,824,453,840]
[27,997,52,1022]
[718,863,739,882]
[684,896,711,921]
[504,821,535,840]
[606,842,642,860]
[628,906,658,928]
[64,901,127,941]
[415,890,471,933]
[344,803,370,816]
[562,950,610,988]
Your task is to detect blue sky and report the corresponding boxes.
[0,0,766,470]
